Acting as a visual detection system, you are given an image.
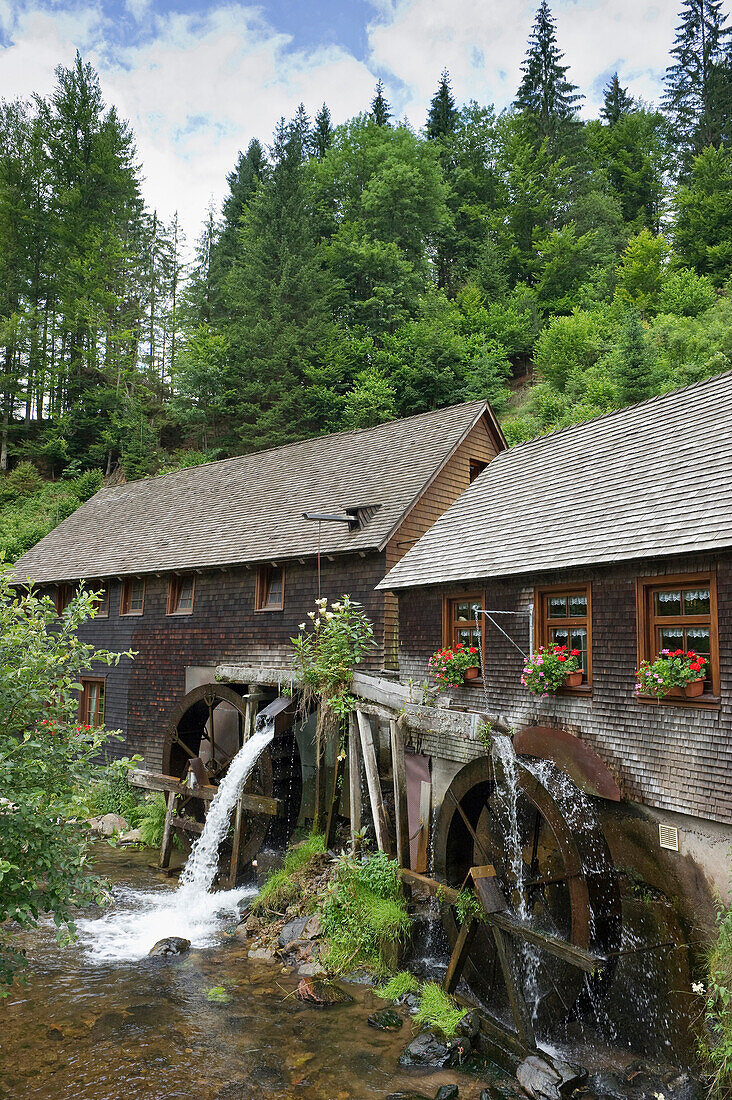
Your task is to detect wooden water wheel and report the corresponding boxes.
[160,683,303,871]
[433,751,622,1032]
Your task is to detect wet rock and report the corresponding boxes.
[148,936,190,957]
[456,1009,480,1039]
[94,813,128,836]
[435,1087,459,1100]
[296,977,353,1006]
[303,914,322,938]
[297,960,326,977]
[385,1093,432,1100]
[397,991,421,1012]
[516,1054,585,1099]
[398,1029,471,1068]
[242,913,261,935]
[367,1008,403,1031]
[247,946,276,962]
[118,828,143,844]
[279,916,310,947]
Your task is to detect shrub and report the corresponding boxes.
[137,794,175,849]
[321,851,411,974]
[635,649,707,698]
[85,764,143,825]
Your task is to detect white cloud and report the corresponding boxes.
[0,0,678,245]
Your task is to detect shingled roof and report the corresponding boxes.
[378,371,732,591]
[13,400,500,584]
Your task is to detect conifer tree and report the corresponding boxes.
[370,80,392,126]
[426,69,458,139]
[311,103,333,158]
[218,139,266,267]
[616,309,656,405]
[601,73,635,124]
[514,2,583,140]
[663,0,732,163]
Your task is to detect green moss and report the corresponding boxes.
[377,970,420,1000]
[413,981,466,1039]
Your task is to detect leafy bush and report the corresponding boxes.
[85,764,143,825]
[413,981,466,1038]
[137,794,175,849]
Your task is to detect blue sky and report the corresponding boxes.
[0,0,680,242]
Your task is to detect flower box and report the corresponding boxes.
[635,650,708,699]
[464,665,481,682]
[522,645,583,696]
[564,671,583,689]
[684,678,705,698]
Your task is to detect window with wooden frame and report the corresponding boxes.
[167,575,195,615]
[637,572,719,699]
[120,577,145,616]
[469,459,488,483]
[92,583,109,618]
[443,593,484,655]
[55,584,71,615]
[255,564,285,611]
[536,584,592,687]
[79,678,105,727]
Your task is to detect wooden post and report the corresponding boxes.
[415,780,432,873]
[228,791,245,887]
[390,719,409,868]
[444,917,478,994]
[491,925,537,1052]
[324,749,343,848]
[158,790,178,869]
[356,710,390,854]
[348,713,362,853]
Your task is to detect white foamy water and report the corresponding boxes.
[78,726,273,963]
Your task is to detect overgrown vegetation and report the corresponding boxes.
[83,763,144,826]
[377,970,421,999]
[413,981,467,1039]
[321,851,411,974]
[701,893,732,1098]
[0,575,131,986]
[251,833,328,915]
[0,466,102,564]
[137,794,174,850]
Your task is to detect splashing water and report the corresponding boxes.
[77,724,274,963]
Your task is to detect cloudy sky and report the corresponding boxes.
[0,0,680,243]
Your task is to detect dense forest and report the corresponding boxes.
[1,0,732,558]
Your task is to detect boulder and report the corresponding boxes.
[118,828,143,844]
[95,813,128,837]
[303,914,322,939]
[247,946,276,963]
[367,1008,403,1031]
[297,960,326,978]
[516,1054,585,1100]
[296,977,353,1007]
[279,916,310,948]
[435,1087,459,1100]
[148,936,190,957]
[398,1029,471,1069]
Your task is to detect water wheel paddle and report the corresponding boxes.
[433,749,621,1031]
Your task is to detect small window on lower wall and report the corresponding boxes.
[535,584,592,686]
[120,577,145,616]
[55,584,71,615]
[256,565,285,611]
[443,593,484,651]
[167,575,195,615]
[80,678,105,727]
[637,572,719,699]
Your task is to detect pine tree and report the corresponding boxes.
[601,73,635,124]
[426,70,458,140]
[663,0,732,164]
[514,2,584,141]
[218,139,266,266]
[616,309,656,405]
[311,103,333,158]
[370,80,392,127]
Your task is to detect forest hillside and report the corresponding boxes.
[2,0,732,560]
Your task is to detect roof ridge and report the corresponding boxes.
[502,367,732,459]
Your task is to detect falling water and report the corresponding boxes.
[77,721,274,962]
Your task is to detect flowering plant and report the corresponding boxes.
[292,595,375,720]
[635,649,707,698]
[521,645,582,697]
[429,642,480,691]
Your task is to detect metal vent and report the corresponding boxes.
[659,823,679,851]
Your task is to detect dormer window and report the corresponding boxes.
[469,459,488,483]
[256,565,284,611]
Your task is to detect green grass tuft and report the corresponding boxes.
[413,981,466,1039]
[377,970,420,1000]
[252,833,327,914]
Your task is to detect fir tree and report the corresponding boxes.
[514,2,584,140]
[370,80,392,127]
[663,0,732,164]
[426,69,458,139]
[311,103,333,158]
[601,73,635,124]
[218,139,266,265]
[616,309,656,405]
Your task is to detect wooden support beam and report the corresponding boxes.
[158,790,177,869]
[401,868,459,904]
[171,817,204,835]
[415,780,431,873]
[228,793,245,887]
[325,749,343,848]
[444,917,478,994]
[390,719,410,869]
[348,713,362,854]
[130,771,280,817]
[356,710,390,854]
[491,925,537,1053]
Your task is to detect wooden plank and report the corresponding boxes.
[390,719,410,868]
[158,790,177,869]
[228,793,245,887]
[415,780,431,873]
[491,925,537,1053]
[325,750,344,848]
[443,917,478,994]
[348,713,362,853]
[356,710,390,854]
[401,868,459,904]
[171,817,204,835]
[130,771,280,817]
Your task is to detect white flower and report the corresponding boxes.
[307,611,316,618]
[653,1093,665,1100]
[299,623,306,630]
[332,602,342,611]
[317,597,327,607]
[324,611,334,620]
[692,981,705,994]
[314,617,320,627]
